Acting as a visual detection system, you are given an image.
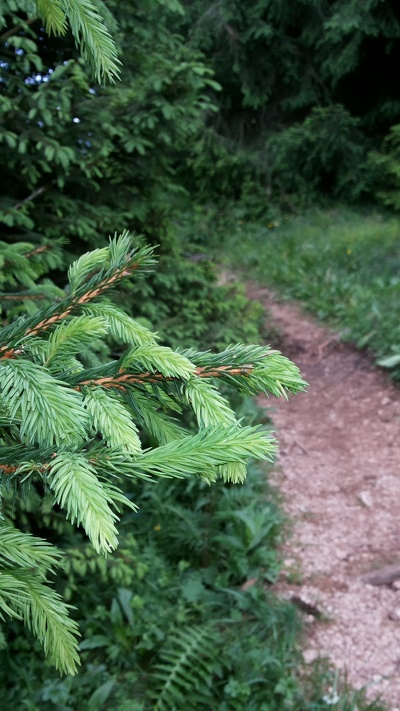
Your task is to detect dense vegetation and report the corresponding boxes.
[182,205,400,380]
[1,0,399,708]
[177,0,400,207]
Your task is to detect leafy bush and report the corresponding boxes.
[368,123,400,212]
[1,0,251,351]
[266,106,369,204]
[177,0,400,206]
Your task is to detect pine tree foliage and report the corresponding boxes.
[0,233,306,675]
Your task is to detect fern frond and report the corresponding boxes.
[153,625,217,710]
[48,451,119,554]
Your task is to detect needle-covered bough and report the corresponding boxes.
[0,234,306,674]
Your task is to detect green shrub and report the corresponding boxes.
[369,124,400,212]
[266,106,369,204]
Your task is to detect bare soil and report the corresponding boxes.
[249,285,400,710]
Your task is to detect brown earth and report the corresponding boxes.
[248,285,400,710]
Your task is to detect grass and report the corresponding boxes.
[184,205,400,379]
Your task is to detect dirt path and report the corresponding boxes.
[249,285,400,709]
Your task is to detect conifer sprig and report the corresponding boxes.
[49,452,120,554]
[130,425,278,480]
[0,233,307,673]
[0,527,80,674]
[0,233,155,359]
[35,0,121,82]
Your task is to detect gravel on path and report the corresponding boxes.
[249,285,400,710]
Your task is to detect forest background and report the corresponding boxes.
[1,0,400,708]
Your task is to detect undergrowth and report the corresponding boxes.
[0,450,387,710]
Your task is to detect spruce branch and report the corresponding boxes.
[0,360,88,447]
[121,389,186,445]
[35,0,68,35]
[7,571,81,674]
[23,244,52,259]
[0,526,80,674]
[129,425,278,482]
[26,238,154,338]
[83,303,158,347]
[61,0,121,82]
[0,233,307,673]
[8,185,50,213]
[40,315,108,368]
[48,451,120,554]
[0,527,60,572]
[34,0,121,82]
[0,233,155,358]
[119,343,196,380]
[71,357,305,397]
[183,377,237,429]
[83,388,142,454]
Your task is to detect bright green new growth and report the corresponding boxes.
[0,233,306,674]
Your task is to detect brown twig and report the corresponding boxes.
[0,464,19,474]
[24,245,50,259]
[8,185,49,213]
[0,257,146,359]
[76,364,254,390]
[0,292,49,301]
